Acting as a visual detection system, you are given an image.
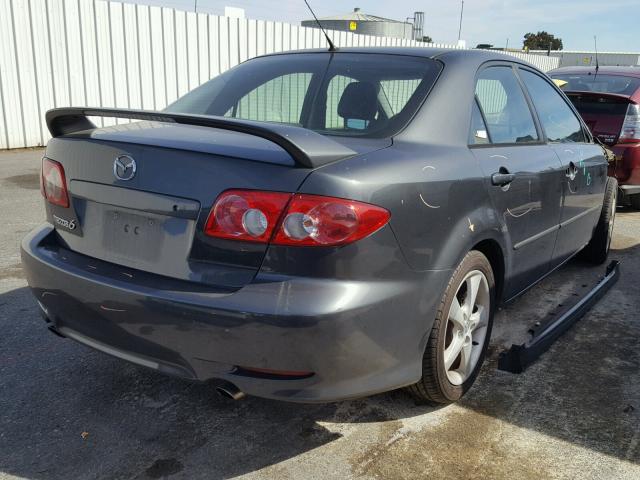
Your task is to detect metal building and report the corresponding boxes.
[301,8,413,40]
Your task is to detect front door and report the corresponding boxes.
[471,65,564,299]
[517,68,607,266]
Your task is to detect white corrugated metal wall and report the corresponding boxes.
[0,0,560,150]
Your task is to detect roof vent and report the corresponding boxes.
[354,7,360,12]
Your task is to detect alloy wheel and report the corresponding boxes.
[443,270,490,385]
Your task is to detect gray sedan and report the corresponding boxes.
[22,47,616,404]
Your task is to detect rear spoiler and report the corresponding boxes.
[45,107,356,168]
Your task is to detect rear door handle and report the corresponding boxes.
[491,171,516,186]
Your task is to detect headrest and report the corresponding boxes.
[337,82,378,121]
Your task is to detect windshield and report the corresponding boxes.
[551,73,640,96]
[166,53,442,138]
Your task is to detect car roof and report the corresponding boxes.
[550,66,640,78]
[263,47,538,69]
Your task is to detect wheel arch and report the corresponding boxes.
[471,238,505,304]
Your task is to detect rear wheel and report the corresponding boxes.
[408,251,495,404]
[580,177,618,264]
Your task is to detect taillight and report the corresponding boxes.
[204,190,291,242]
[41,158,69,208]
[619,103,640,143]
[273,194,390,246]
[205,190,391,247]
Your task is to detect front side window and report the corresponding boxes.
[167,53,442,138]
[519,69,586,143]
[475,66,539,144]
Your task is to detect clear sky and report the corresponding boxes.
[120,0,639,52]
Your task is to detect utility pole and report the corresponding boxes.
[457,0,464,42]
[194,0,197,12]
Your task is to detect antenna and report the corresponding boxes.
[303,0,336,52]
[457,0,464,41]
[594,35,600,73]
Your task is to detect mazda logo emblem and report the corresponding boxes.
[113,155,137,181]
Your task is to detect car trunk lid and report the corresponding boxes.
[43,118,389,289]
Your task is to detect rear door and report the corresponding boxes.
[470,64,564,299]
[518,68,607,266]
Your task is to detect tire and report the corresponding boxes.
[629,193,640,210]
[407,250,495,404]
[580,177,618,265]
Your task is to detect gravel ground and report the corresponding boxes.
[1,148,638,480]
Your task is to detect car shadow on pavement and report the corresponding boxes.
[1,236,638,479]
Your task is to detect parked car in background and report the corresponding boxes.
[550,66,640,208]
[22,48,616,405]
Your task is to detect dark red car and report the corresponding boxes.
[550,66,640,208]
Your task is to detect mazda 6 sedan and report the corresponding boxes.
[22,48,616,404]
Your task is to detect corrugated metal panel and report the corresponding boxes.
[0,0,561,150]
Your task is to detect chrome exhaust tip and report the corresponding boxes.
[216,382,245,401]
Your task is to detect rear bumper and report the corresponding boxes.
[21,224,450,403]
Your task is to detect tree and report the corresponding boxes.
[523,31,563,51]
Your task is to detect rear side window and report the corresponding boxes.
[475,67,539,144]
[519,69,586,143]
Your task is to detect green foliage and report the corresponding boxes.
[523,31,563,51]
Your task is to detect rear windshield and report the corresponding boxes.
[551,73,640,96]
[166,53,442,138]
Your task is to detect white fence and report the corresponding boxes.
[502,51,559,72]
[0,0,559,150]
